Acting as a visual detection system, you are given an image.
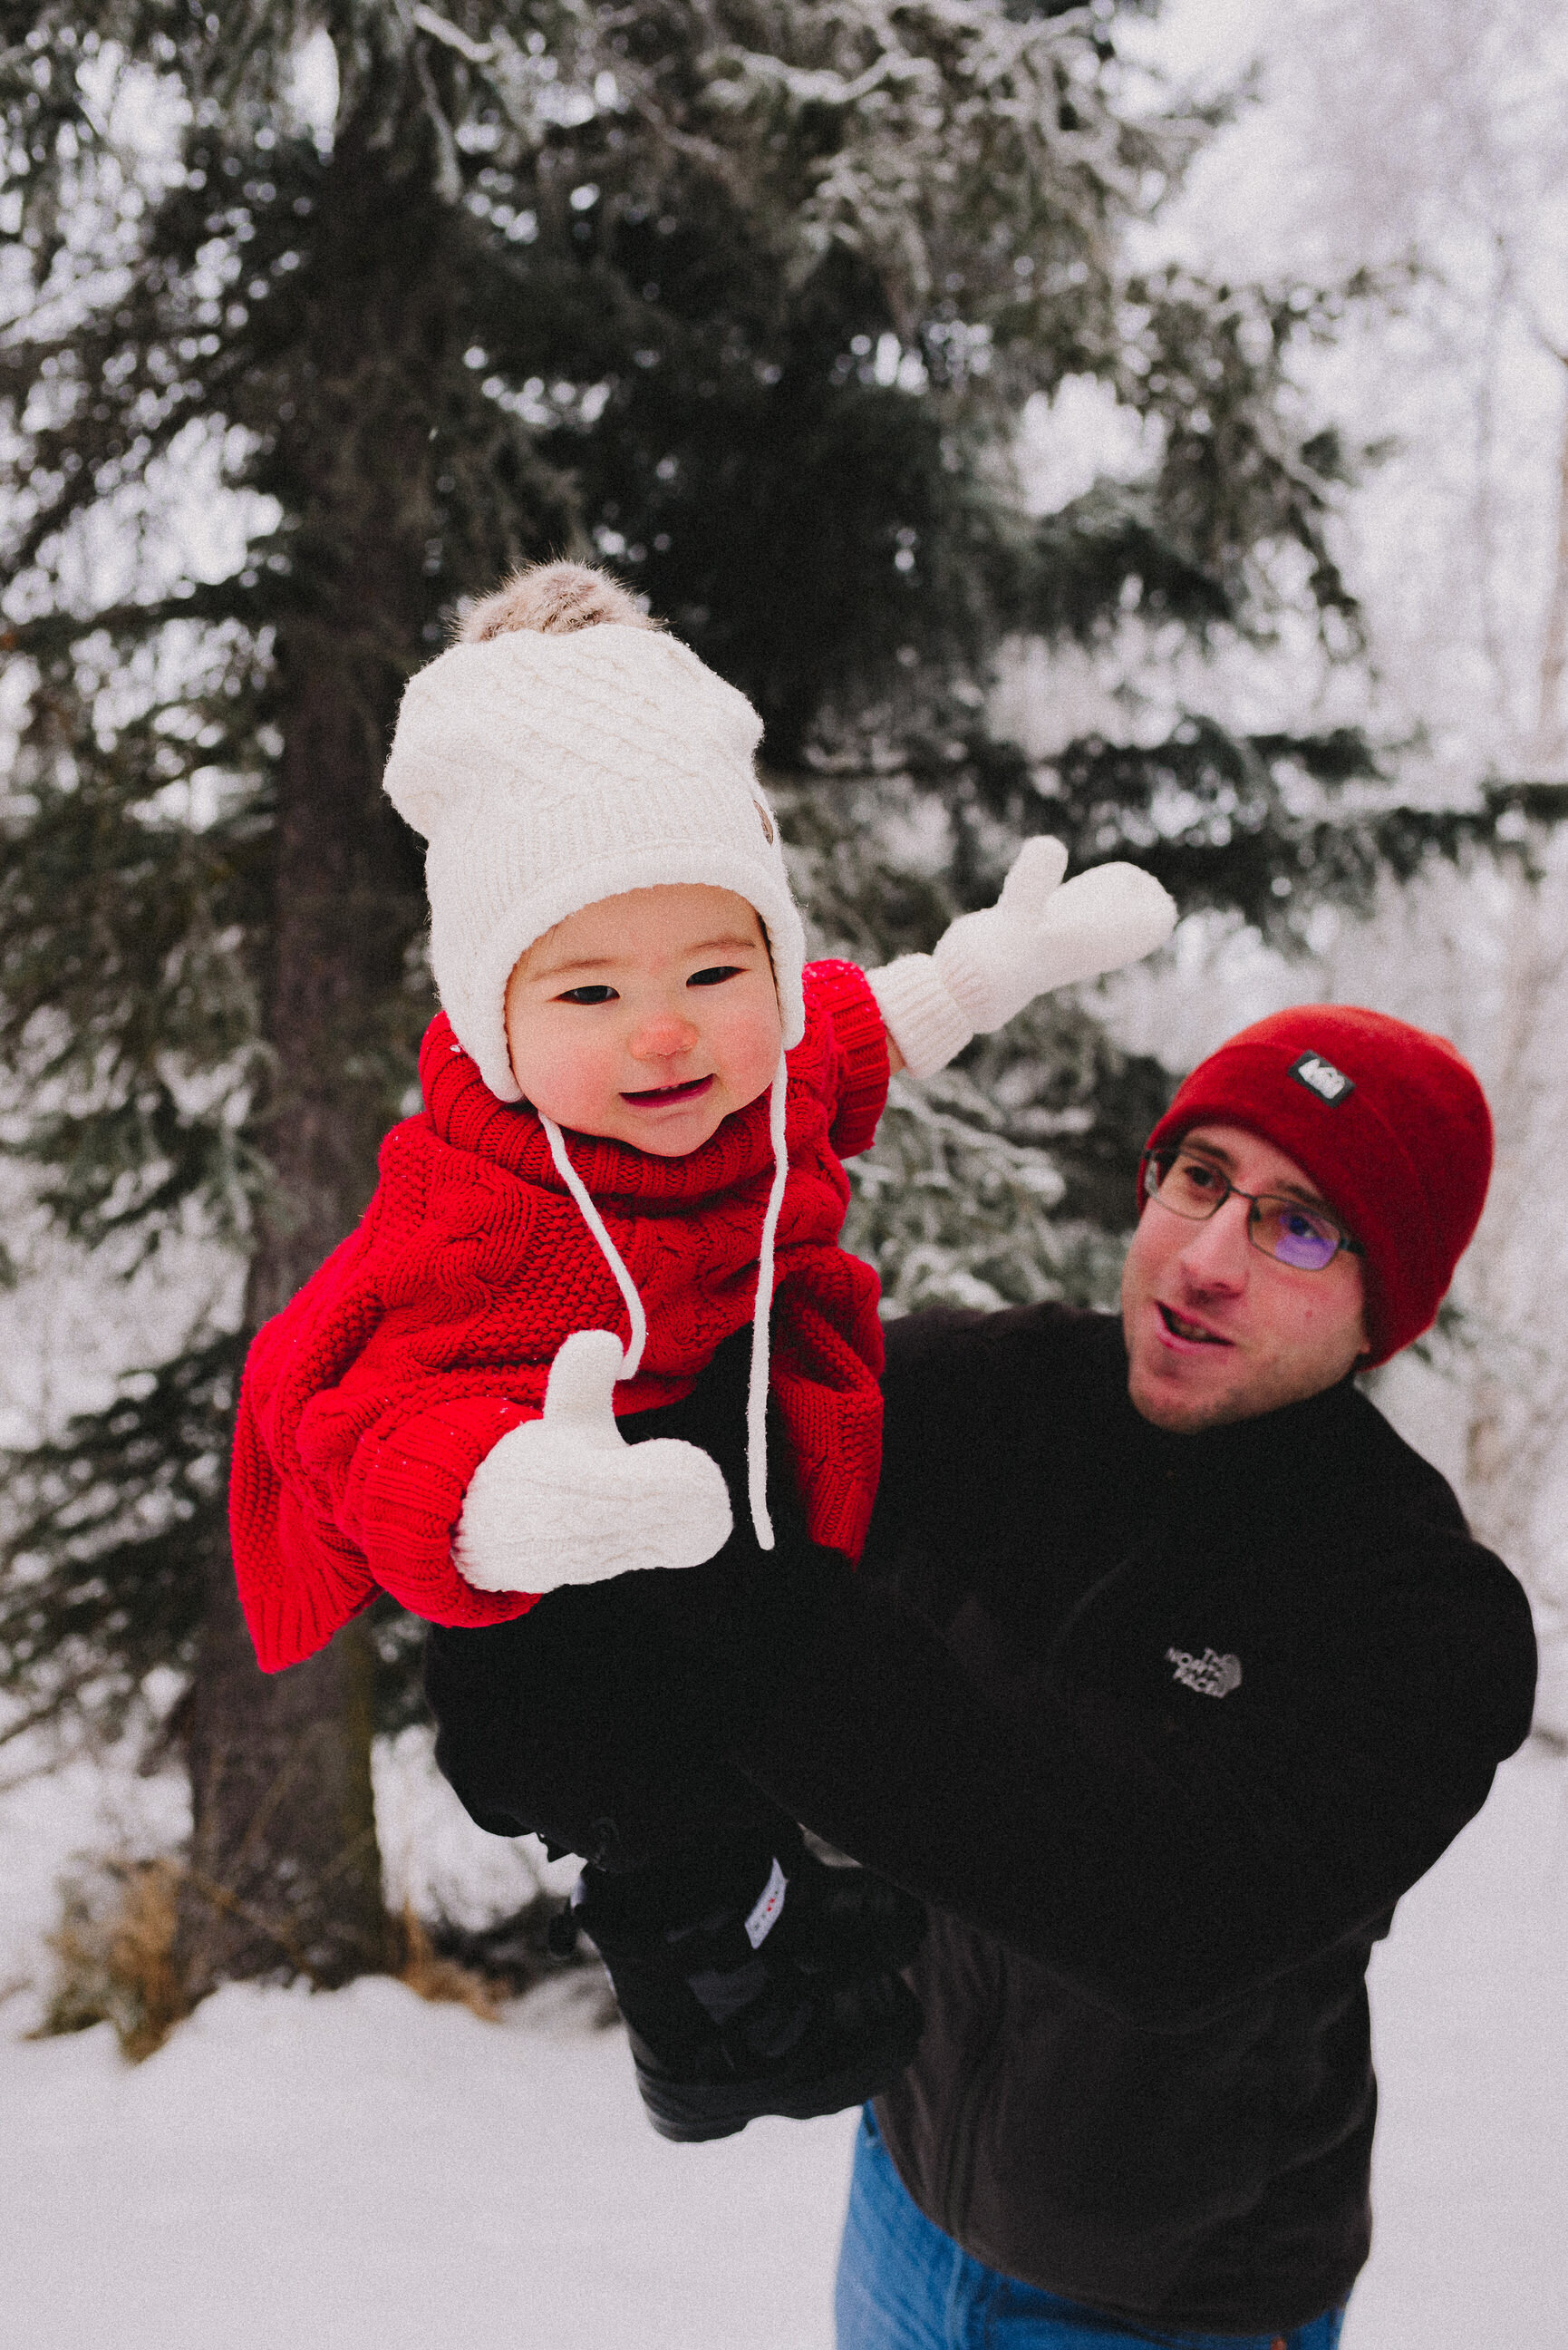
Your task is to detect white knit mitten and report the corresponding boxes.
[867,838,1176,1079]
[453,1330,733,1593]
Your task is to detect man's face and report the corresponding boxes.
[1120,1122,1370,1432]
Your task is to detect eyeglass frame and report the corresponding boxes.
[1138,1145,1365,1269]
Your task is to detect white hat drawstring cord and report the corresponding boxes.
[540,1061,789,1554]
[541,1117,648,1379]
[744,1051,791,1553]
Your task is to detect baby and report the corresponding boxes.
[230,563,1174,2137]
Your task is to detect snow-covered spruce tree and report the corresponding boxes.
[0,3,1524,1995]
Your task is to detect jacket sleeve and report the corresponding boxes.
[229,1163,547,1672]
[719,1315,1538,2028]
[236,1351,547,1671]
[802,959,891,1159]
[729,1546,1534,2028]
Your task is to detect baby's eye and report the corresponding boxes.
[557,985,618,1005]
[687,965,743,988]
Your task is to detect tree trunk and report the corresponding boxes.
[1530,354,1568,775]
[176,121,452,1997]
[176,625,421,1994]
[180,1572,385,1996]
[1457,855,1568,1682]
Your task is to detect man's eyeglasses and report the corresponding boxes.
[1140,1149,1363,1273]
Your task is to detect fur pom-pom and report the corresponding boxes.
[458,561,657,644]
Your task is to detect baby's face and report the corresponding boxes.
[504,884,783,1155]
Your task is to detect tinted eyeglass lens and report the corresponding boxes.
[1254,1199,1340,1271]
[1146,1154,1220,1214]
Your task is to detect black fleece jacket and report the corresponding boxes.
[736,1304,1537,2330]
[426,1306,1536,2332]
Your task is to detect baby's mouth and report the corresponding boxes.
[1158,1303,1231,1345]
[621,1074,714,1108]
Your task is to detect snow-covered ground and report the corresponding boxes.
[0,1972,860,2349]
[1346,1738,1568,2347]
[0,1738,1563,2349]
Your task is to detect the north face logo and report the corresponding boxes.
[1166,1646,1243,1698]
[1289,1052,1354,1104]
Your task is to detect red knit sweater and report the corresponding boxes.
[229,961,890,1671]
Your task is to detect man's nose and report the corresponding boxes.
[629,1010,700,1061]
[1175,1196,1253,1287]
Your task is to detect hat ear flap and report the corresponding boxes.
[382,667,460,841]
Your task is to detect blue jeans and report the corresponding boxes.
[836,2107,1349,2350]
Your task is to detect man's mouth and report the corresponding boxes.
[621,1074,714,1108]
[1157,1303,1232,1346]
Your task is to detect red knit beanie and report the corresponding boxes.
[1144,1006,1493,1367]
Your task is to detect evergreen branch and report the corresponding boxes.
[0,1333,242,1733]
[0,1665,112,1753]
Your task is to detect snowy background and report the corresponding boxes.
[5,1,1568,2341]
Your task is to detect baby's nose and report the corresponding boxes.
[629,1012,700,1061]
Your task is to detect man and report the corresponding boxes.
[738,1004,1536,2349]
[431,1003,1534,2345]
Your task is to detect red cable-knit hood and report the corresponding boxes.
[229,963,889,1669]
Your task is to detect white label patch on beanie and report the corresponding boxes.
[1289,1051,1355,1104]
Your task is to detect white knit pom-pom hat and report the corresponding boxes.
[382,563,806,1101]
